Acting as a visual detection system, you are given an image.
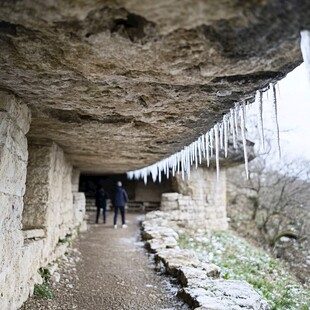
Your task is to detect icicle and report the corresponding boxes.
[181,150,185,180]
[201,134,206,158]
[271,83,281,159]
[230,108,237,148]
[300,30,310,83]
[194,141,198,168]
[184,147,188,175]
[192,143,195,165]
[219,124,224,149]
[240,102,249,179]
[163,159,167,175]
[223,116,228,157]
[127,79,283,183]
[242,100,247,120]
[257,90,265,150]
[186,147,191,179]
[214,123,220,180]
[172,155,176,176]
[209,128,214,157]
[166,159,169,179]
[158,164,162,183]
[276,83,280,98]
[198,138,202,164]
[190,143,193,165]
[205,133,210,167]
[234,104,239,137]
[143,169,147,184]
[151,165,157,182]
[265,84,271,102]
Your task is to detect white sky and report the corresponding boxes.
[247,63,310,164]
[277,63,310,161]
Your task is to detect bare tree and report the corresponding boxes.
[227,150,310,284]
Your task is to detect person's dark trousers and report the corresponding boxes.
[114,205,125,225]
[96,207,106,224]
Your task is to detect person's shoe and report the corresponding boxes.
[114,225,117,229]
[122,224,128,228]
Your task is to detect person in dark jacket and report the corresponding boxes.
[113,181,128,228]
[95,187,109,224]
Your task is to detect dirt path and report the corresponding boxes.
[21,212,189,310]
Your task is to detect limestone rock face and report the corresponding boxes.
[1,0,309,173]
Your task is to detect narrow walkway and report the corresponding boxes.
[21,212,189,310]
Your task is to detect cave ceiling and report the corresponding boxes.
[0,0,309,173]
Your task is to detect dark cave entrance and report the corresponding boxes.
[79,173,175,213]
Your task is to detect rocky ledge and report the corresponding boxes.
[1,0,310,173]
[142,211,270,310]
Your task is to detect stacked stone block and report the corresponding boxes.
[167,168,228,230]
[72,169,87,231]
[0,93,31,310]
[23,142,86,265]
[0,92,86,310]
[142,212,269,310]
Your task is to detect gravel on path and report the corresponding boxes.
[21,212,189,310]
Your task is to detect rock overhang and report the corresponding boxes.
[0,0,309,173]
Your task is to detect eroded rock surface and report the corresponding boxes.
[1,0,309,173]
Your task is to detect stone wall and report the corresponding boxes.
[161,168,228,230]
[142,211,269,309]
[72,169,87,231]
[23,142,86,265]
[0,92,86,310]
[0,92,31,310]
[135,177,173,202]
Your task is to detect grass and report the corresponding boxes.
[33,267,53,299]
[33,283,53,299]
[178,231,310,310]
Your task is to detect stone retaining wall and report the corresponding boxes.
[0,93,86,310]
[22,142,82,265]
[162,168,228,230]
[0,93,32,310]
[142,211,269,310]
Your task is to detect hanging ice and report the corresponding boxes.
[219,124,224,149]
[205,132,210,167]
[198,138,202,164]
[223,116,228,157]
[230,108,237,148]
[214,123,220,180]
[300,30,310,83]
[271,83,281,159]
[182,152,185,177]
[126,81,284,183]
[209,128,214,157]
[240,102,249,179]
[234,104,239,137]
[194,140,198,168]
[201,134,206,158]
[257,90,265,150]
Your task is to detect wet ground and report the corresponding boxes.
[21,212,189,310]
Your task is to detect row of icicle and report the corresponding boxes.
[127,83,281,184]
[127,30,309,184]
